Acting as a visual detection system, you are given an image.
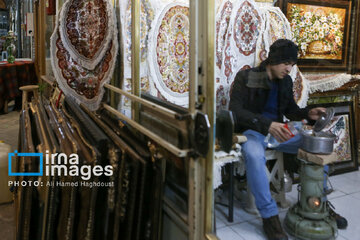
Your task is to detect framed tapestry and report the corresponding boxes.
[355,35,360,73]
[352,0,360,73]
[308,101,358,174]
[278,0,352,71]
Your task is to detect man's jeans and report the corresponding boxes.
[241,129,329,218]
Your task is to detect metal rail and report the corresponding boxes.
[41,75,56,86]
[131,0,140,121]
[102,103,191,158]
[104,83,184,120]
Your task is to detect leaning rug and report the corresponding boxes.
[51,0,118,111]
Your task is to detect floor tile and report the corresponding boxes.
[227,209,347,240]
[230,216,299,240]
[0,203,15,240]
[286,184,299,200]
[327,189,347,200]
[216,171,360,240]
[329,173,349,181]
[0,112,23,240]
[0,111,19,150]
[216,215,227,229]
[215,206,231,224]
[328,174,360,194]
[216,226,244,240]
[341,169,360,182]
[336,234,349,240]
[216,203,260,226]
[328,195,360,240]
[229,219,265,240]
[350,191,360,200]
[0,203,14,222]
[215,195,260,226]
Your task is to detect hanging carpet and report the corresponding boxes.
[120,0,155,78]
[216,0,233,72]
[254,7,291,66]
[148,2,190,106]
[289,66,309,108]
[51,0,118,111]
[59,0,115,69]
[221,0,263,85]
[305,73,352,93]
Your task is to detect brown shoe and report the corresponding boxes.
[262,215,288,240]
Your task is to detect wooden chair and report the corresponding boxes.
[214,136,289,222]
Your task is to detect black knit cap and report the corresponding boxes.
[266,39,298,65]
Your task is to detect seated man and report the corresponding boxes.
[229,39,347,240]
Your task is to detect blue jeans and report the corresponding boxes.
[241,130,328,218]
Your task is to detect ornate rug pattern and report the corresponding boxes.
[289,66,309,108]
[323,115,352,162]
[304,73,352,93]
[233,1,261,56]
[119,0,156,78]
[222,21,235,84]
[266,8,291,47]
[216,1,233,71]
[125,0,154,63]
[148,2,190,106]
[221,0,263,86]
[52,1,118,111]
[59,0,114,69]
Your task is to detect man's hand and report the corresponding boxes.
[268,122,292,143]
[308,107,326,120]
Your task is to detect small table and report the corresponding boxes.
[0,60,37,113]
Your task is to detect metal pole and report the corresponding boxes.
[189,0,198,116]
[16,0,22,57]
[103,103,190,157]
[203,0,216,236]
[131,0,140,121]
[188,0,216,238]
[104,83,183,120]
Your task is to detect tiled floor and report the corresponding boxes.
[0,110,18,240]
[0,203,15,240]
[0,110,19,150]
[215,170,360,240]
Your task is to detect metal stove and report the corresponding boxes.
[285,108,338,240]
[284,151,337,240]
